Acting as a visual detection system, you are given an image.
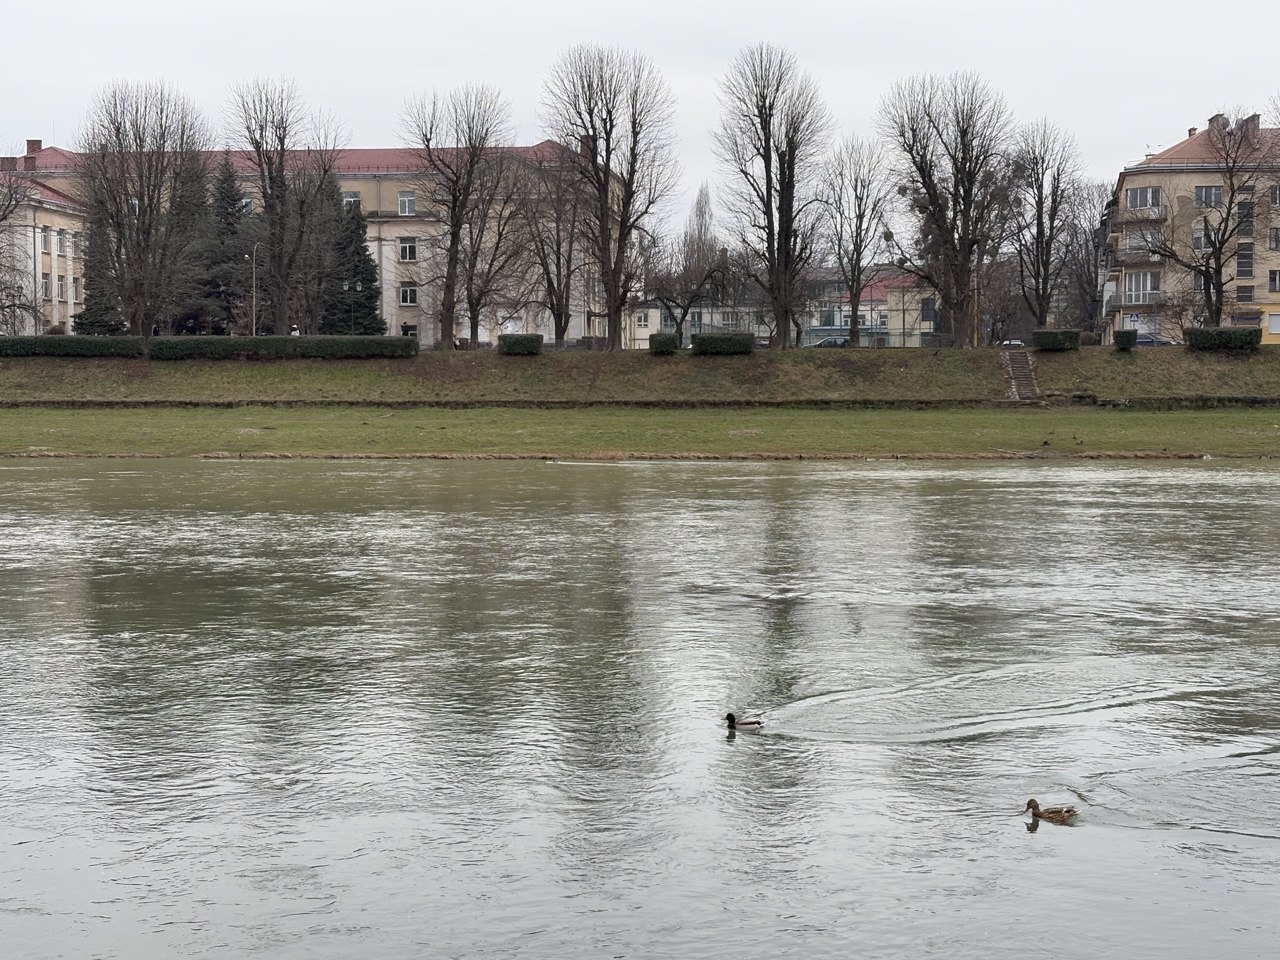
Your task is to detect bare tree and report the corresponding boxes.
[230,78,344,335]
[519,149,585,347]
[1010,120,1080,328]
[76,80,212,338]
[821,135,892,347]
[714,43,831,349]
[459,152,527,346]
[1130,112,1276,328]
[0,160,38,333]
[879,72,1015,347]
[648,183,721,345]
[403,84,512,347]
[542,44,679,351]
[1060,179,1111,330]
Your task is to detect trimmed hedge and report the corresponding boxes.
[690,332,754,356]
[147,335,418,360]
[0,335,143,357]
[497,333,544,356]
[648,333,680,355]
[1183,326,1262,352]
[1113,329,1138,352]
[1032,329,1081,352]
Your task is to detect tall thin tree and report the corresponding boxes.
[1011,119,1080,328]
[822,135,892,347]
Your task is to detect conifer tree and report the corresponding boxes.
[321,200,382,334]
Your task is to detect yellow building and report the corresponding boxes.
[1,141,85,335]
[1103,114,1280,345]
[8,138,601,345]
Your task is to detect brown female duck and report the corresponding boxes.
[1024,799,1078,824]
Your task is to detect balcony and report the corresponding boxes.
[1114,205,1166,223]
[1122,291,1164,306]
[1113,248,1163,266]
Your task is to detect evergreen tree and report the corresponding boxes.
[198,153,253,334]
[72,219,126,336]
[321,200,382,335]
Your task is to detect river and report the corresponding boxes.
[2,458,1278,958]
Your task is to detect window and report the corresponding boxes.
[1124,270,1161,304]
[56,274,66,300]
[342,191,361,212]
[236,196,253,215]
[1195,185,1222,207]
[40,272,50,299]
[1126,186,1160,209]
[1238,201,1254,236]
[1272,185,1280,205]
[1237,243,1253,278]
[1237,285,1254,303]
[56,230,66,254]
[399,237,417,262]
[70,233,80,258]
[921,298,938,326]
[399,281,417,306]
[1270,227,1280,250]
[1193,272,1205,292]
[72,276,81,302]
[398,191,415,216]
[1269,270,1280,293]
[1193,229,1210,251]
[1269,314,1280,334]
[1125,228,1149,252]
[635,313,649,329]
[40,226,50,252]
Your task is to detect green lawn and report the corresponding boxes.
[5,406,1280,459]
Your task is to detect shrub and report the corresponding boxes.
[648,333,680,355]
[497,333,543,356]
[1113,329,1138,352]
[0,335,143,357]
[1032,329,1081,352]
[690,332,754,355]
[1183,326,1262,352]
[576,336,608,351]
[1079,331,1098,346]
[45,323,67,335]
[147,335,418,361]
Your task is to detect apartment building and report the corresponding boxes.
[1103,114,1280,345]
[0,142,85,335]
[4,139,603,344]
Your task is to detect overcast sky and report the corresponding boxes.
[7,0,1275,220]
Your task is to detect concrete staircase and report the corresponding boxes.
[1002,350,1040,401]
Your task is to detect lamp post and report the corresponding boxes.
[245,241,261,336]
[343,280,362,335]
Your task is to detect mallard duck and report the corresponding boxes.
[725,712,763,731]
[1024,799,1078,824]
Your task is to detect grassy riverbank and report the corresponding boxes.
[5,406,1280,459]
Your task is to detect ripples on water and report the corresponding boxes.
[2,459,1279,959]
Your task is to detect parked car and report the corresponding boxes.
[998,339,1026,348]
[805,337,850,348]
[1134,333,1177,346]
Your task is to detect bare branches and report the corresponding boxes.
[230,77,345,334]
[1010,119,1081,328]
[714,43,831,348]
[519,152,584,345]
[76,80,212,337]
[542,44,678,350]
[402,84,513,345]
[648,182,722,345]
[821,135,892,346]
[879,72,1015,346]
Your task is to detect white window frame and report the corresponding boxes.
[1195,185,1222,208]
[40,273,50,299]
[72,276,81,302]
[1237,243,1254,278]
[1126,186,1160,210]
[399,281,417,306]
[399,237,417,262]
[1269,270,1280,293]
[56,230,66,255]
[1237,285,1255,303]
[1238,200,1254,236]
[40,226,50,252]
[1269,227,1280,250]
[398,191,415,217]
[342,191,361,212]
[1123,270,1161,304]
[56,274,66,301]
[1269,313,1280,334]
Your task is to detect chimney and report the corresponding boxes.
[25,139,42,155]
[1187,127,1197,138]
[578,134,594,159]
[0,157,16,172]
[22,156,36,171]
[1242,113,1261,139]
[1208,113,1228,131]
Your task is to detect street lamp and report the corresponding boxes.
[343,280,362,335]
[244,241,261,336]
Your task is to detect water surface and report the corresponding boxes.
[2,459,1278,958]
